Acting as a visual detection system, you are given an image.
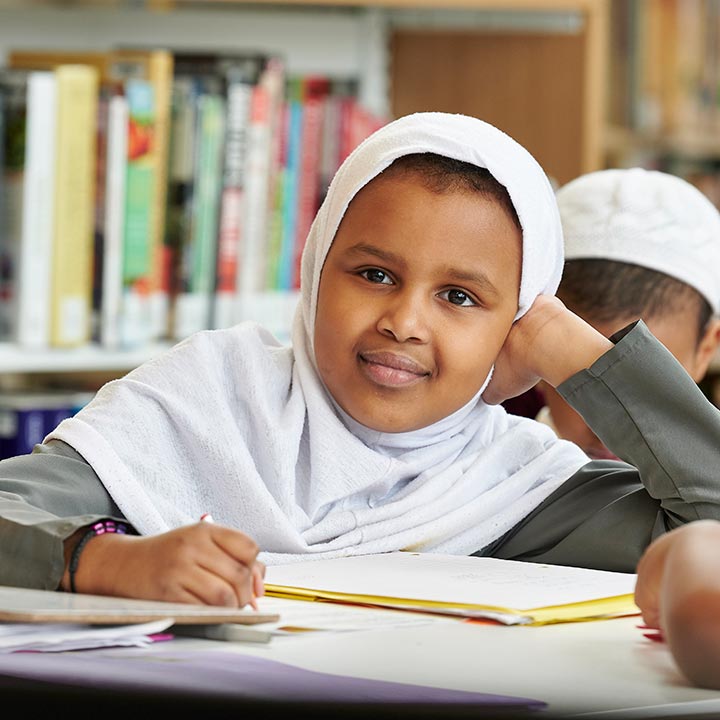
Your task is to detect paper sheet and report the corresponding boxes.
[0,618,173,653]
[265,552,637,612]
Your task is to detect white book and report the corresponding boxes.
[212,78,253,330]
[15,72,56,349]
[238,80,272,302]
[100,94,128,350]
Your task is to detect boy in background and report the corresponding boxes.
[530,168,720,460]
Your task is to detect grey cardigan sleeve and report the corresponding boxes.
[0,440,127,589]
[487,320,720,572]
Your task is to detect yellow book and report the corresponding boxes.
[50,64,99,347]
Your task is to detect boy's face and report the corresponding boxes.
[314,172,522,433]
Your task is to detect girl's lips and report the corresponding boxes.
[358,351,430,387]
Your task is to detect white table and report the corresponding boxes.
[3,606,720,718]
[145,612,720,718]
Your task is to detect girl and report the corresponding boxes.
[1,112,719,607]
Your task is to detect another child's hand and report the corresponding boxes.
[483,295,612,405]
[65,522,265,608]
[634,528,678,629]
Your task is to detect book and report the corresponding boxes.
[49,64,99,348]
[164,75,196,341]
[119,78,156,348]
[115,48,174,342]
[0,390,93,460]
[9,48,175,342]
[264,551,640,626]
[170,52,266,331]
[0,70,56,349]
[172,79,225,340]
[276,75,304,292]
[293,76,330,289]
[213,63,255,329]
[238,62,278,301]
[0,585,278,625]
[99,92,129,349]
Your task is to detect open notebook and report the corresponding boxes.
[264,552,639,626]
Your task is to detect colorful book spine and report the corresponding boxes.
[119,79,155,348]
[293,76,329,289]
[238,72,274,300]
[49,64,99,348]
[265,98,289,293]
[277,76,304,292]
[141,51,174,343]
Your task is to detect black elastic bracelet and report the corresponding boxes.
[68,520,130,594]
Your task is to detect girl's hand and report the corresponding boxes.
[63,521,265,608]
[482,295,612,406]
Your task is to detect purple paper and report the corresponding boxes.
[0,648,545,708]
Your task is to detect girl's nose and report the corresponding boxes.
[376,290,430,343]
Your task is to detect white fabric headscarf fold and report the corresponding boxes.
[48,112,589,563]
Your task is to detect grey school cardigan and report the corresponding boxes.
[1,321,720,590]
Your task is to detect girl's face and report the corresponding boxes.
[314,172,522,433]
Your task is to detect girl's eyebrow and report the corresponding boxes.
[346,243,403,266]
[344,243,500,298]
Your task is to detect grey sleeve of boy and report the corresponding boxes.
[0,441,127,589]
[486,320,720,572]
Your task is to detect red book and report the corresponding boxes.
[292,76,330,289]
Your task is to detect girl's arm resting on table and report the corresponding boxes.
[0,440,128,590]
[485,320,720,572]
[0,440,265,606]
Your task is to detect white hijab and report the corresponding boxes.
[48,112,589,563]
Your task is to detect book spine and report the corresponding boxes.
[120,78,155,348]
[174,89,225,339]
[6,73,56,349]
[49,64,99,348]
[100,93,128,350]
[264,98,289,293]
[277,78,303,292]
[165,77,197,341]
[238,78,272,302]
[293,76,328,289]
[213,78,252,330]
[145,51,174,342]
[260,57,286,294]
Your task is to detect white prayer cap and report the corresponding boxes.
[556,167,720,314]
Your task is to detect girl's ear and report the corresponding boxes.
[691,317,720,382]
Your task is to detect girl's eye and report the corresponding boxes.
[360,268,393,285]
[440,288,477,307]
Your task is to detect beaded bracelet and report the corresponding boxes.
[68,519,131,594]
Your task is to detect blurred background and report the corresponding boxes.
[0,0,718,456]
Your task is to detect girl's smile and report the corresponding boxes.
[358,350,432,388]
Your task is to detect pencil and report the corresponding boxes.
[200,513,259,611]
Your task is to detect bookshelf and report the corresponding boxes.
[0,0,611,386]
